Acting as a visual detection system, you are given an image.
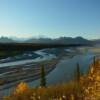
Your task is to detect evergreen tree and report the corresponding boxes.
[40,65,46,87]
[76,63,81,82]
[75,63,81,82]
[75,63,81,97]
[93,56,96,67]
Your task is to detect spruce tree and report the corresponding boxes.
[93,56,96,67]
[76,63,81,82]
[40,65,46,87]
[75,63,81,97]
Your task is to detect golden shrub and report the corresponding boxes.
[14,82,29,94]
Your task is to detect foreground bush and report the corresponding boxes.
[3,80,84,100]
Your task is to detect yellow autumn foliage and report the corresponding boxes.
[15,82,29,94]
[96,76,100,81]
[90,67,94,74]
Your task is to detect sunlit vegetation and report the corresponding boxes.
[3,81,84,100]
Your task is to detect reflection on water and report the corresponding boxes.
[28,52,94,87]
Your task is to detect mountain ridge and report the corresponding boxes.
[0,36,98,45]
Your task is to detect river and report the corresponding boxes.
[0,46,99,97]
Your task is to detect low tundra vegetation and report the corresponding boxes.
[3,80,85,100]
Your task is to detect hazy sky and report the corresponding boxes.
[0,0,100,39]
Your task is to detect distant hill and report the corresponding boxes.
[91,39,100,44]
[0,36,92,45]
[26,37,91,45]
[0,37,15,43]
[26,38,53,44]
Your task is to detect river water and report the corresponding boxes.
[0,47,99,96]
[28,52,94,86]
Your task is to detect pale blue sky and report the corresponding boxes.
[0,0,100,39]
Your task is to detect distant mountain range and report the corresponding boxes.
[0,36,99,45]
[0,37,15,43]
[91,39,100,44]
[26,37,90,45]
